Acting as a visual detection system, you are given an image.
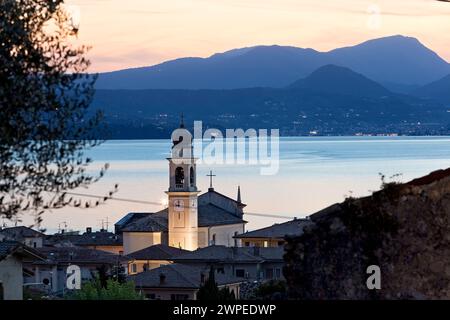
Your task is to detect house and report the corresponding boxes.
[129,263,242,300]
[45,228,123,254]
[116,122,247,254]
[0,241,45,300]
[0,226,45,249]
[234,218,312,247]
[24,246,129,294]
[126,244,188,274]
[171,245,285,281]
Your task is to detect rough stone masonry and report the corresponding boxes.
[283,168,450,300]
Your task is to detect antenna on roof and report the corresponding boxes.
[13,216,19,227]
[180,113,185,128]
[58,221,67,233]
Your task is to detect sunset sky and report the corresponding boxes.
[67,0,450,72]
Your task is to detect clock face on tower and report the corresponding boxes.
[173,199,185,212]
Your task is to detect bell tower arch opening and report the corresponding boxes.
[166,118,199,250]
[190,167,195,187]
[175,167,185,189]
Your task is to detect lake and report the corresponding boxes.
[25,136,450,233]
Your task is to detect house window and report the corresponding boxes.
[263,240,268,248]
[265,268,274,279]
[211,234,216,245]
[275,268,282,279]
[171,294,189,300]
[131,264,137,274]
[33,242,37,248]
[244,242,250,247]
[235,269,245,278]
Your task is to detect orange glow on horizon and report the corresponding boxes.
[67,0,450,72]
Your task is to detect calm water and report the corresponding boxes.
[30,136,450,233]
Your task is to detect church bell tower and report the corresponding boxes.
[166,119,199,250]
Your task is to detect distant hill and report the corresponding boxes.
[288,65,391,97]
[325,35,449,88]
[91,65,449,138]
[413,74,450,105]
[95,35,450,90]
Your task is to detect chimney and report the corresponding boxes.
[159,273,166,285]
[86,227,92,234]
[237,185,242,203]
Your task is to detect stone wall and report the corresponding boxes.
[284,168,450,300]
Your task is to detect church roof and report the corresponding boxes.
[115,212,150,233]
[120,190,246,233]
[121,205,245,233]
[129,263,242,289]
[121,210,168,233]
[197,203,246,227]
[126,244,188,261]
[234,218,312,239]
[201,188,246,207]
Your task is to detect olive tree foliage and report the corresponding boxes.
[0,0,115,226]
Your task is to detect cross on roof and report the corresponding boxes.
[206,170,216,189]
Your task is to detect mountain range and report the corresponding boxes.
[90,35,450,138]
[288,65,391,97]
[95,35,450,92]
[92,66,450,138]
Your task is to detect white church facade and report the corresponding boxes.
[115,122,247,254]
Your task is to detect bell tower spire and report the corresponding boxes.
[166,123,199,250]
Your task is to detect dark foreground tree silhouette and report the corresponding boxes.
[0,0,114,225]
[197,266,235,301]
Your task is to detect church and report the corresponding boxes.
[115,122,247,254]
